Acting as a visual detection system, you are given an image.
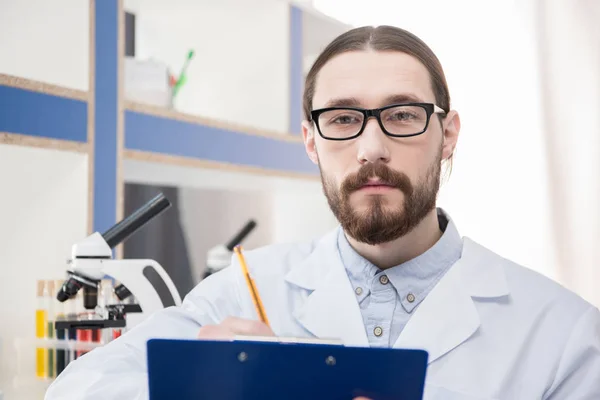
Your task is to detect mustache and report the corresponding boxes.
[340,163,413,197]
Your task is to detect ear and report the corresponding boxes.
[441,110,460,161]
[302,120,319,165]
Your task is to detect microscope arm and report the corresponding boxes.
[102,259,182,314]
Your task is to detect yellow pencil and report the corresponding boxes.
[234,245,270,328]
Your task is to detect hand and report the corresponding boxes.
[200,321,371,400]
[197,316,275,340]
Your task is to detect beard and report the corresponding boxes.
[320,150,442,245]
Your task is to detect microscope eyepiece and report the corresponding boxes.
[56,277,83,302]
[56,275,99,305]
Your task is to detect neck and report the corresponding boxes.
[345,208,442,270]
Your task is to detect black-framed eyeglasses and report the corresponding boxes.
[309,103,446,141]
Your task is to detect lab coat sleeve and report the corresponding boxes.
[544,306,600,399]
[44,265,244,400]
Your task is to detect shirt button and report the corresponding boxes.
[407,293,416,303]
[373,326,383,337]
[355,287,363,295]
[379,275,389,285]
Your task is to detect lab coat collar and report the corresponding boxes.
[458,237,510,298]
[392,236,510,363]
[285,228,370,346]
[284,228,509,297]
[285,227,511,363]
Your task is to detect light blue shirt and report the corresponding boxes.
[337,209,463,347]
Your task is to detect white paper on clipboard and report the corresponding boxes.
[233,335,344,346]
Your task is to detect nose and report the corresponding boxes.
[356,118,391,164]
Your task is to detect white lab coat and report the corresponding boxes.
[45,227,600,399]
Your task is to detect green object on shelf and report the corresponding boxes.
[172,50,195,99]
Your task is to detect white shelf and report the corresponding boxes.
[14,337,105,352]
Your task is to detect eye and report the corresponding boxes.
[331,114,361,125]
[389,111,417,121]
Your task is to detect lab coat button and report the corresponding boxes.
[407,293,416,303]
[355,287,363,295]
[373,326,383,337]
[379,275,389,285]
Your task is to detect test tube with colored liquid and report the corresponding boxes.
[54,281,67,376]
[75,291,92,358]
[46,280,56,379]
[35,280,48,379]
[110,281,122,340]
[66,293,77,363]
[99,279,112,344]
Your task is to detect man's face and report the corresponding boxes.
[302,51,459,245]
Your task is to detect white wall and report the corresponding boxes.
[430,1,556,280]
[0,144,88,400]
[0,0,89,91]
[533,0,600,306]
[126,0,291,133]
[302,8,350,75]
[272,188,338,244]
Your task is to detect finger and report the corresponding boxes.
[197,324,235,340]
[221,316,275,336]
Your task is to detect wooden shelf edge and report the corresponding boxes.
[0,74,89,102]
[123,149,320,182]
[0,132,89,154]
[124,101,305,144]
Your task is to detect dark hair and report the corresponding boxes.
[302,25,451,121]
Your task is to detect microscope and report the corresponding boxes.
[204,219,257,278]
[55,193,182,332]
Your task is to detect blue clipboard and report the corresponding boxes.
[147,338,428,400]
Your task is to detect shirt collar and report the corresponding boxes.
[337,208,463,290]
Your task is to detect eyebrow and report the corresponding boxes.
[382,93,425,105]
[321,93,426,109]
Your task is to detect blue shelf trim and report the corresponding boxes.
[125,110,319,176]
[93,0,119,234]
[0,85,87,142]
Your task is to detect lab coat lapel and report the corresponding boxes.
[393,237,510,364]
[284,229,370,346]
[392,258,480,363]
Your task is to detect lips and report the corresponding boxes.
[341,163,413,198]
[357,180,396,192]
[361,180,394,189]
